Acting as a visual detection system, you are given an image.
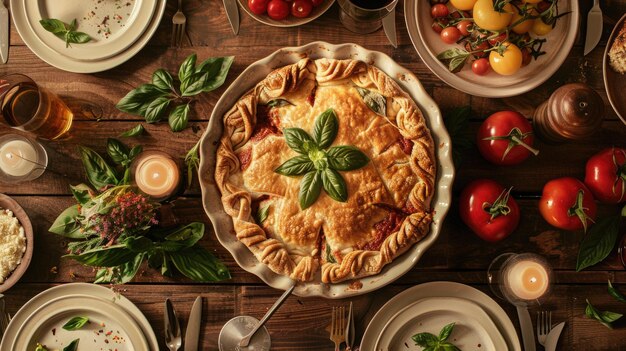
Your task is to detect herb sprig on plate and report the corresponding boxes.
[39,18,92,48]
[412,322,462,351]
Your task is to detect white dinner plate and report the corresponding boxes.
[10,0,166,73]
[12,295,148,351]
[0,283,158,351]
[374,297,507,351]
[361,281,521,351]
[405,0,579,97]
[24,0,157,61]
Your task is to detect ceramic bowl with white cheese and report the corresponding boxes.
[0,194,33,293]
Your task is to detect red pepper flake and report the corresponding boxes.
[106,330,113,336]
[52,328,56,336]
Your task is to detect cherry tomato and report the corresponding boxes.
[473,0,513,31]
[431,4,449,18]
[535,1,551,13]
[459,179,520,242]
[440,27,462,44]
[248,0,269,15]
[539,177,597,232]
[456,20,473,36]
[449,0,477,11]
[532,19,553,36]
[472,58,490,75]
[465,40,490,58]
[291,0,313,17]
[477,111,538,165]
[584,147,626,204]
[488,32,508,46]
[311,0,324,6]
[267,0,290,19]
[489,42,523,75]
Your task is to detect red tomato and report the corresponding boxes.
[440,27,462,44]
[431,4,449,18]
[456,20,473,36]
[311,0,323,6]
[584,147,626,204]
[291,0,313,17]
[267,0,290,19]
[477,111,539,165]
[539,177,597,232]
[488,33,508,46]
[248,0,269,15]
[472,58,490,75]
[459,179,520,242]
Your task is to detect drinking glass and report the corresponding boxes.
[0,133,48,183]
[337,0,398,34]
[487,252,552,306]
[0,74,73,140]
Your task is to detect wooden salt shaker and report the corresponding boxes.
[533,83,604,143]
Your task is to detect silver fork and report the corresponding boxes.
[164,299,182,351]
[171,0,186,47]
[537,311,552,347]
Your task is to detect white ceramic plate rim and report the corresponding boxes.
[237,0,335,28]
[360,281,521,351]
[10,0,166,73]
[13,295,148,351]
[404,0,580,97]
[198,41,455,298]
[374,297,507,351]
[0,283,158,351]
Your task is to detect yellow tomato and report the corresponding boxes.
[532,19,553,36]
[489,43,523,75]
[449,0,477,11]
[473,0,514,31]
[510,8,536,34]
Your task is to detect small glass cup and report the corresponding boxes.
[337,0,398,34]
[487,252,552,307]
[0,74,74,140]
[0,133,48,183]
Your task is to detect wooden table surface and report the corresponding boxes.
[2,0,626,350]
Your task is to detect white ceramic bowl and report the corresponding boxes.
[237,0,335,28]
[198,42,454,298]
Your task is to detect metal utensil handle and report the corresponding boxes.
[517,306,536,351]
[240,283,295,346]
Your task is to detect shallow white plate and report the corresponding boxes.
[405,0,579,97]
[237,0,335,28]
[10,0,166,73]
[374,297,507,351]
[0,283,158,351]
[361,282,521,351]
[12,295,148,351]
[198,41,454,298]
[24,0,157,62]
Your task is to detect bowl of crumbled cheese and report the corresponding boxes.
[0,194,33,292]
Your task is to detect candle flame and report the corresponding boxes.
[5,152,13,160]
[152,172,160,180]
[530,277,537,283]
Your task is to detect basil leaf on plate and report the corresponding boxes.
[63,339,80,351]
[313,108,338,148]
[169,245,231,282]
[62,316,89,331]
[66,31,91,47]
[321,168,347,202]
[145,96,172,123]
[412,332,439,347]
[119,124,146,137]
[169,103,190,132]
[178,53,197,84]
[436,48,470,73]
[152,69,174,91]
[299,170,322,210]
[576,215,620,271]
[106,138,131,165]
[275,155,316,176]
[283,128,316,154]
[266,99,293,108]
[327,146,369,171]
[355,87,386,116]
[608,280,626,303]
[79,146,119,189]
[438,322,455,341]
[255,205,270,225]
[39,18,67,33]
[35,343,48,351]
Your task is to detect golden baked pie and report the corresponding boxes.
[215,58,436,283]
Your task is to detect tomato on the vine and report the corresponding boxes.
[539,177,597,232]
[431,4,449,18]
[584,147,626,204]
[432,18,449,34]
[473,0,513,31]
[267,0,290,19]
[450,0,477,11]
[489,42,523,75]
[459,179,520,242]
[477,111,538,165]
[440,27,462,44]
[472,58,490,75]
[456,20,473,36]
[488,32,507,46]
[291,0,313,18]
[248,0,269,15]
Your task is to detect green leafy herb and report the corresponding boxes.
[169,245,231,282]
[325,241,336,264]
[119,124,146,138]
[184,140,201,188]
[355,87,386,116]
[78,146,120,189]
[63,339,80,351]
[62,316,89,331]
[35,344,48,351]
[576,215,621,271]
[255,205,270,224]
[443,107,473,168]
[585,299,623,329]
[608,280,626,303]
[39,18,92,48]
[436,48,470,73]
[273,108,369,209]
[412,322,461,351]
[116,54,234,132]
[266,99,293,108]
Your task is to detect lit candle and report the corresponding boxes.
[134,152,180,199]
[0,139,37,177]
[506,259,549,300]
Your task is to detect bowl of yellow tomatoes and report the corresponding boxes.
[405,0,579,97]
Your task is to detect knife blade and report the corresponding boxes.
[584,0,602,56]
[345,301,355,350]
[382,8,397,48]
[223,0,240,36]
[184,296,203,351]
[516,306,536,351]
[544,321,565,351]
[0,1,9,64]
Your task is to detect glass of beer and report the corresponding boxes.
[337,0,398,34]
[0,74,73,140]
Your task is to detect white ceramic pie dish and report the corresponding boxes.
[198,41,454,298]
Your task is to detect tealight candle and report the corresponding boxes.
[506,259,549,300]
[134,152,180,199]
[0,134,47,182]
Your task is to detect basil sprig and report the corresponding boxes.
[119,124,146,137]
[585,299,623,329]
[62,316,89,331]
[39,18,91,48]
[608,280,626,303]
[274,109,369,209]
[78,138,141,190]
[116,54,234,132]
[412,322,461,351]
[184,140,201,188]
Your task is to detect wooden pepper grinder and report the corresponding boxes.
[533,83,604,143]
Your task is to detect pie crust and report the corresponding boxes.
[215,58,436,283]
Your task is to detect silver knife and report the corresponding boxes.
[0,0,9,64]
[184,296,203,351]
[345,301,355,351]
[584,0,602,56]
[544,321,565,351]
[516,306,536,351]
[223,0,240,36]
[382,8,397,48]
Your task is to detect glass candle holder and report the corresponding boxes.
[487,252,552,307]
[132,151,181,201]
[0,134,48,183]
